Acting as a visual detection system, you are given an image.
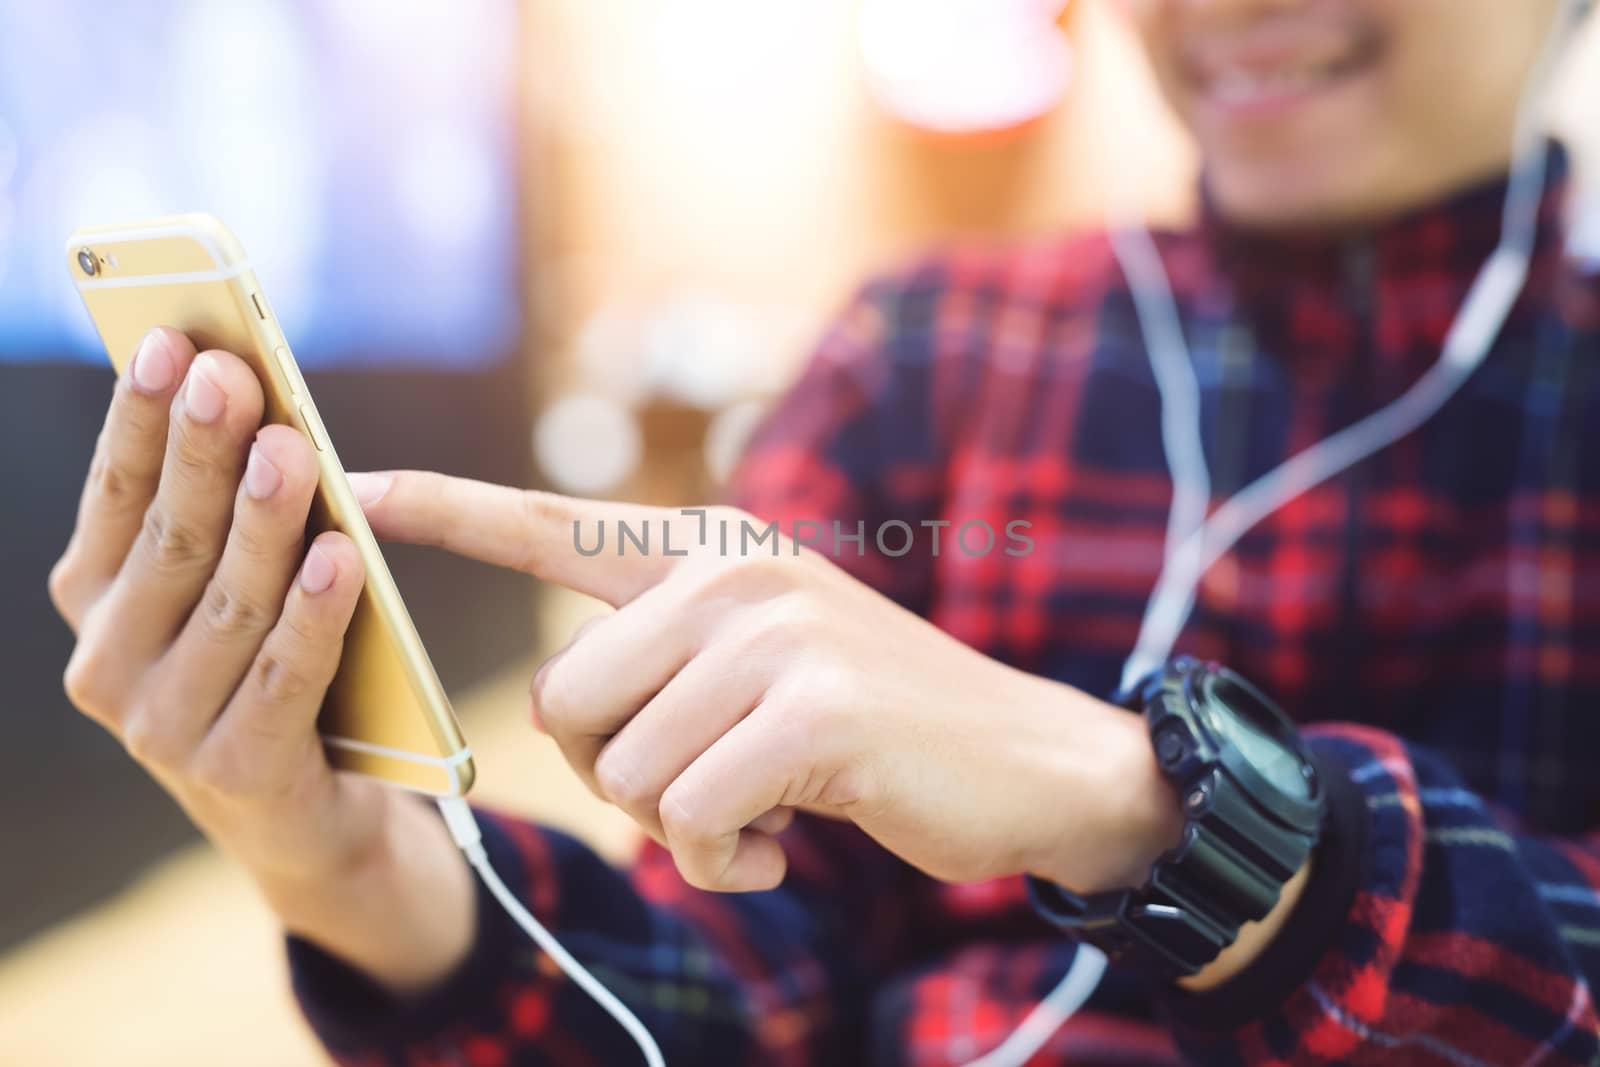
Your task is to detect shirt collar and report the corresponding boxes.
[1199,140,1575,322]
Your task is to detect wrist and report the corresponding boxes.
[266,793,475,996]
[1025,691,1185,895]
[1088,706,1188,892]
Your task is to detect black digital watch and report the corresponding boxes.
[1028,657,1326,979]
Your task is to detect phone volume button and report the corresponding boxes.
[297,402,329,452]
[273,345,304,393]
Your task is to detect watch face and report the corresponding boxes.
[1206,672,1312,801]
[1222,705,1311,800]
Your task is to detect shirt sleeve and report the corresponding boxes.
[1163,723,1600,1066]
[288,268,951,1066]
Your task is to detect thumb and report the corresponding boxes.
[345,470,679,606]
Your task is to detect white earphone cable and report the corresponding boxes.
[1112,219,1214,573]
[436,796,667,1067]
[1118,0,1573,696]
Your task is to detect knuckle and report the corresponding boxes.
[769,671,848,753]
[658,789,708,847]
[253,650,314,707]
[519,489,575,530]
[167,415,219,480]
[692,553,794,604]
[516,490,572,569]
[769,703,822,766]
[142,506,212,574]
[122,710,182,768]
[594,751,650,811]
[791,653,851,708]
[728,553,790,586]
[814,763,875,814]
[61,644,108,715]
[88,449,145,515]
[803,693,845,739]
[716,593,822,664]
[281,600,332,647]
[198,580,274,642]
[227,515,278,562]
[756,591,824,641]
[529,659,577,726]
[47,557,78,618]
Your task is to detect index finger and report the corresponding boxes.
[348,469,690,606]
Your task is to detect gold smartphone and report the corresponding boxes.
[66,213,475,796]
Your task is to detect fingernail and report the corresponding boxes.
[184,357,226,423]
[346,472,392,507]
[131,331,175,394]
[300,544,337,594]
[243,443,282,500]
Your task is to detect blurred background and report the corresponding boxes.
[0,1,1596,1063]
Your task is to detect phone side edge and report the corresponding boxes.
[231,268,476,795]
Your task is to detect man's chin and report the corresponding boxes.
[1204,164,1386,234]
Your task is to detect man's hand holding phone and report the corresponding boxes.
[49,329,475,996]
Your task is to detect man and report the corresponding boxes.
[47,0,1600,1063]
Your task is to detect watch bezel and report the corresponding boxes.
[1186,663,1323,837]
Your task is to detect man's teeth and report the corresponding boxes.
[1210,64,1336,102]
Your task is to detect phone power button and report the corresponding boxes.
[297,402,329,452]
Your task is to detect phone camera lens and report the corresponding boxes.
[77,249,99,277]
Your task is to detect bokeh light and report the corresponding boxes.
[859,0,1072,135]
[536,392,643,495]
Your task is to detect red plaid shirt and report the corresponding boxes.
[291,144,1600,1066]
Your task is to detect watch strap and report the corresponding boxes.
[1162,742,1369,1028]
[1029,659,1324,979]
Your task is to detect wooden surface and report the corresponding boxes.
[0,590,636,1067]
